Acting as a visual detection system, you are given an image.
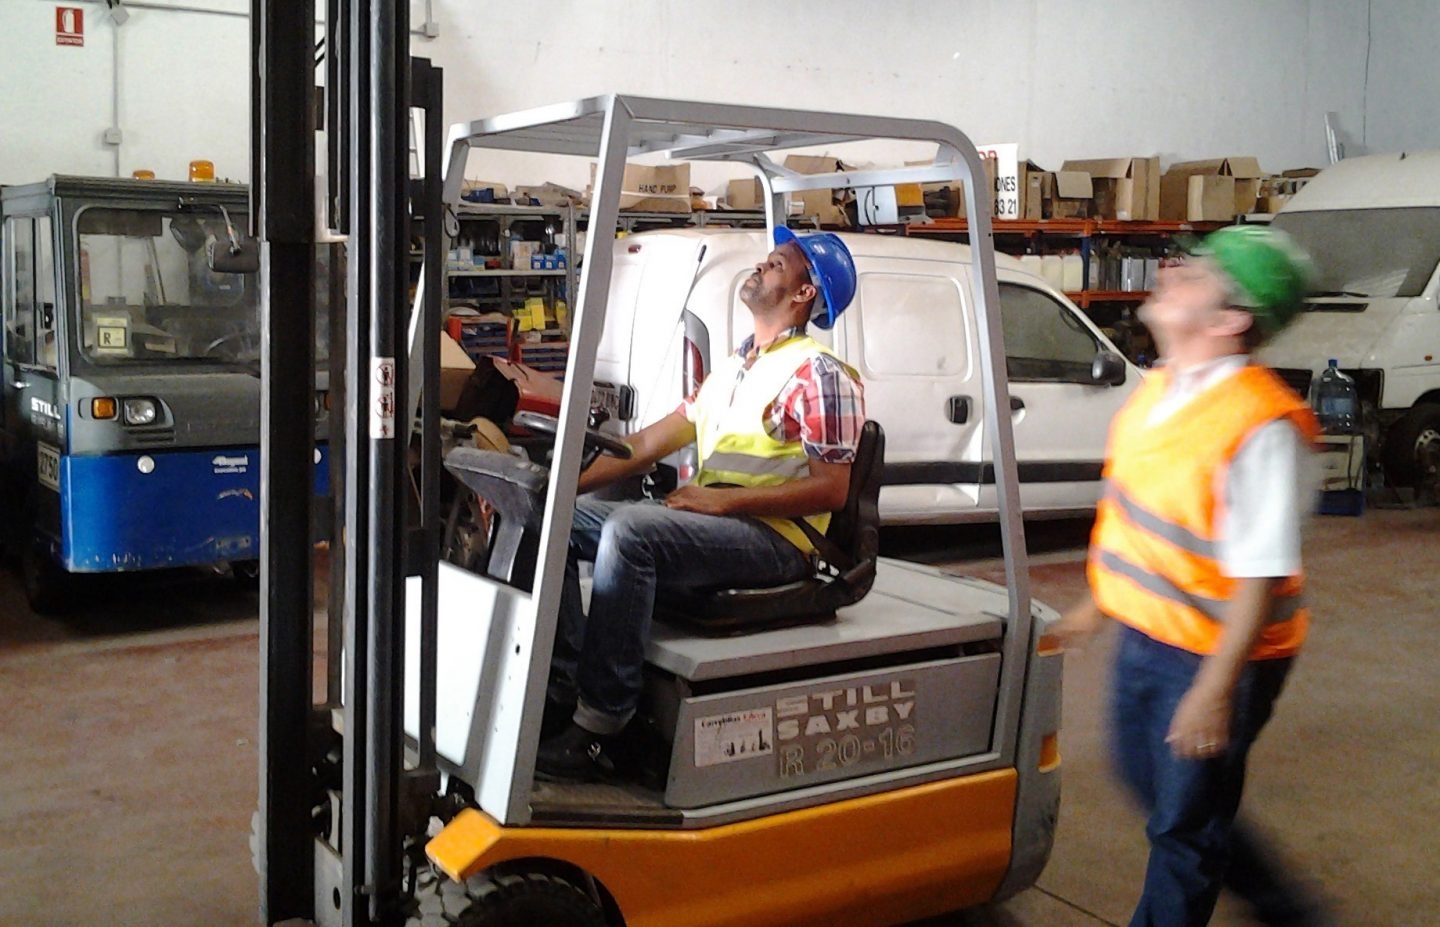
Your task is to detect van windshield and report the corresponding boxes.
[1272,207,1440,300]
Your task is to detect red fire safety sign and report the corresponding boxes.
[56,7,85,47]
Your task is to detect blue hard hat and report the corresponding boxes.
[774,227,857,330]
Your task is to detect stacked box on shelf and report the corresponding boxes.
[447,316,512,363]
[517,339,569,377]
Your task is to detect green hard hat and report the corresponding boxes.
[1190,225,1315,336]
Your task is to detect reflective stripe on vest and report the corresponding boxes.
[691,335,855,553]
[1093,549,1307,626]
[1088,364,1320,659]
[1103,480,1217,559]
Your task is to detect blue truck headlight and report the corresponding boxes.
[123,397,158,426]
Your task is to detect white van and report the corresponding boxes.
[592,228,1138,524]
[1261,150,1440,487]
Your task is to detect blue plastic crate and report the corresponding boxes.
[1317,489,1365,517]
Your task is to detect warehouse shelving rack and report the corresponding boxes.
[902,217,1226,308]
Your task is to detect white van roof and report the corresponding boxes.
[1282,151,1440,212]
[626,226,1029,273]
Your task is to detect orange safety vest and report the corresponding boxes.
[1088,364,1320,659]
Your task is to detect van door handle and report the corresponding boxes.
[946,396,970,424]
[1010,396,1025,412]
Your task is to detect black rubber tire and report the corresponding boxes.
[1383,403,1440,489]
[457,871,608,927]
[230,559,261,588]
[22,537,71,615]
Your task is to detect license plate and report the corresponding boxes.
[37,443,61,492]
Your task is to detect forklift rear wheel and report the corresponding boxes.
[456,871,608,927]
[22,539,71,615]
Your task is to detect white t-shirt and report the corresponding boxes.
[1144,355,1314,578]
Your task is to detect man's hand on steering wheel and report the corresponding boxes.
[511,410,632,471]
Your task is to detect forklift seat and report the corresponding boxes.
[655,420,885,634]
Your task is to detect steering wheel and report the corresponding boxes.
[512,410,632,470]
[203,330,256,359]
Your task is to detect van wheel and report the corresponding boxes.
[456,871,608,927]
[22,539,71,615]
[1383,403,1440,489]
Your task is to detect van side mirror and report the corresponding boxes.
[1090,351,1128,386]
[206,233,260,274]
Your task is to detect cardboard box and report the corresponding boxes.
[622,163,691,213]
[439,331,477,413]
[1159,158,1269,220]
[1159,173,1237,222]
[1225,157,1266,215]
[726,178,765,210]
[508,239,540,270]
[1024,167,1045,220]
[1041,171,1094,219]
[1061,157,1160,221]
[1257,176,1289,214]
[782,154,852,225]
[589,163,693,213]
[512,182,583,207]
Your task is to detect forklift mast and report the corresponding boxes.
[255,1,444,925]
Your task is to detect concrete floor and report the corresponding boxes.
[1,509,1437,926]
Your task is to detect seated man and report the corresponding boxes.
[537,229,865,783]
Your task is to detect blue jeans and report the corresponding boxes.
[550,498,810,734]
[1113,624,1315,927]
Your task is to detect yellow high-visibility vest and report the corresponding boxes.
[692,334,857,553]
[1088,364,1320,659]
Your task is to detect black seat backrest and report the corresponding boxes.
[822,420,884,569]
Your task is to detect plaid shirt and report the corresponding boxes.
[678,326,866,463]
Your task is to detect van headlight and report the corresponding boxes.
[123,397,159,426]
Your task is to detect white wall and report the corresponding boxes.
[422,0,1379,193]
[0,0,250,185]
[0,0,1431,191]
[1364,0,1440,156]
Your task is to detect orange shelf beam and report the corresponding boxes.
[1065,290,1150,308]
[907,218,1225,236]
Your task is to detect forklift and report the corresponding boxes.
[255,4,1061,925]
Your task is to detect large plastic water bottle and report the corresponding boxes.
[1316,359,1359,434]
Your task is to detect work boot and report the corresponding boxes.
[539,696,577,741]
[535,721,624,783]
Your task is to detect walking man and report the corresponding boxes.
[1058,227,1330,926]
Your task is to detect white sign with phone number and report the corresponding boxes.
[976,143,1020,220]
